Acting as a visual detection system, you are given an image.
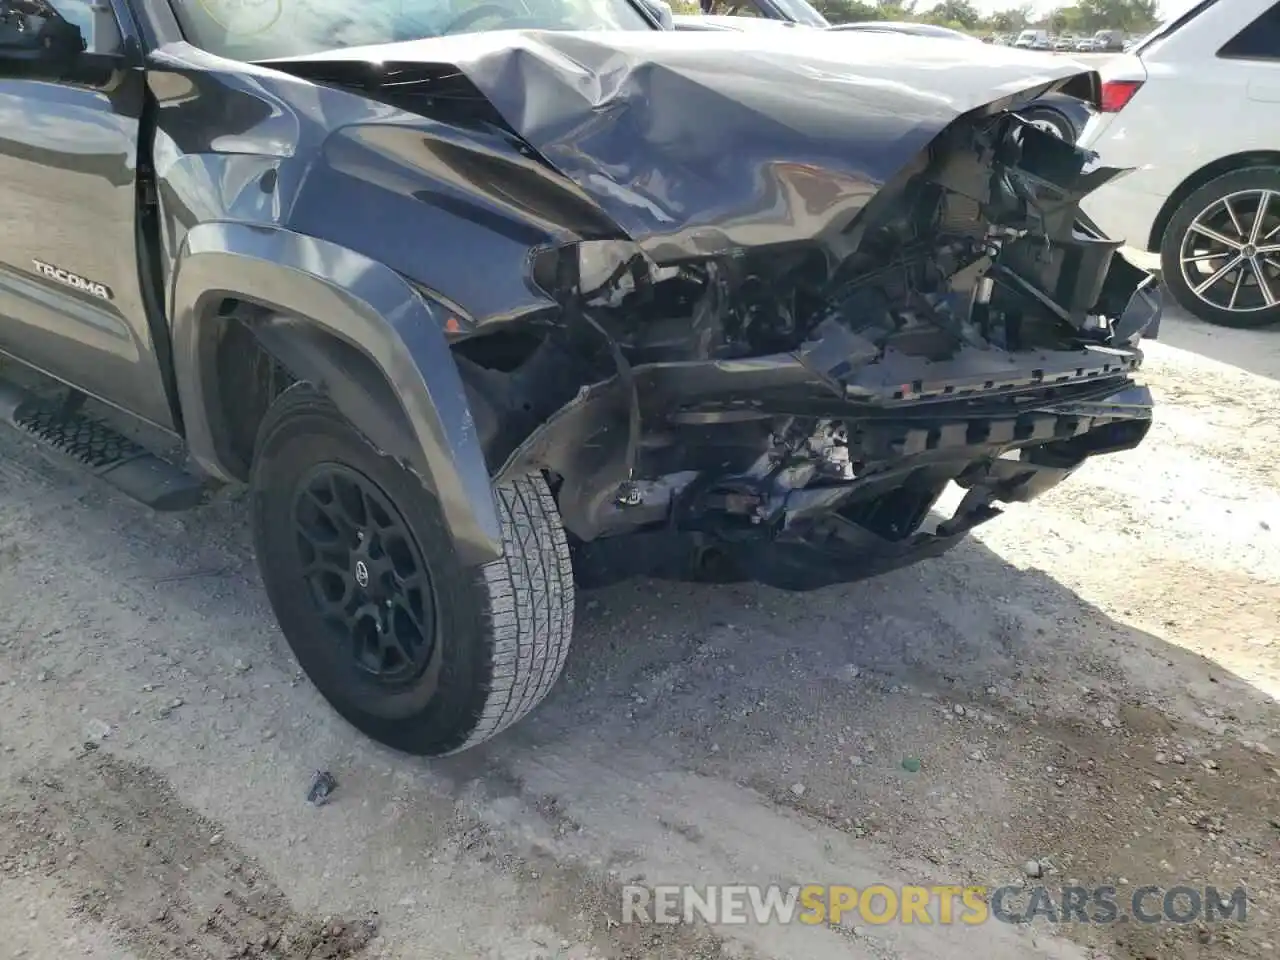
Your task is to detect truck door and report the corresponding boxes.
[0,0,177,432]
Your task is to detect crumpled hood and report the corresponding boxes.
[272,30,1097,261]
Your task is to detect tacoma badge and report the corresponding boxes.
[31,259,113,301]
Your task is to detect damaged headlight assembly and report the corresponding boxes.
[460,114,1158,592]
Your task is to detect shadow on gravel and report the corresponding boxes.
[442,532,1280,960]
[1,459,1277,960]
[1157,308,1280,382]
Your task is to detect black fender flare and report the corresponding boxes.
[170,222,504,567]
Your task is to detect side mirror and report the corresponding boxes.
[638,0,675,29]
[0,2,88,80]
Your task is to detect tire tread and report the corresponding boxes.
[455,474,575,751]
[250,383,574,757]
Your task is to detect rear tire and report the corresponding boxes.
[1020,107,1075,141]
[1159,167,1280,329]
[250,384,574,756]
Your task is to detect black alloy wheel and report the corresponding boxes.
[292,463,439,690]
[251,383,576,756]
[1161,167,1280,328]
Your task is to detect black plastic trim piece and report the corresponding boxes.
[0,379,206,511]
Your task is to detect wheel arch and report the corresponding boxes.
[170,222,505,567]
[1148,151,1280,253]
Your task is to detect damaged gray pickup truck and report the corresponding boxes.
[0,0,1159,756]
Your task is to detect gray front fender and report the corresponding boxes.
[171,222,504,567]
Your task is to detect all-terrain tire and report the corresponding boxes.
[250,384,574,756]
[1160,166,1280,329]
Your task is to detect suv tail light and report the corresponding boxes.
[1100,79,1144,112]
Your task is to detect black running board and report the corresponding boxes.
[0,381,207,511]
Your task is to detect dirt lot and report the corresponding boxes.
[1,304,1278,960]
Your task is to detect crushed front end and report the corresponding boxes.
[449,82,1158,590]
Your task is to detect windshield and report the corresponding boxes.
[760,0,828,27]
[700,0,828,25]
[175,0,654,61]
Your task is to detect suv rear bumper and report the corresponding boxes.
[1079,179,1167,255]
[1078,115,1168,253]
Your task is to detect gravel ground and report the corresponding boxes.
[1,304,1278,960]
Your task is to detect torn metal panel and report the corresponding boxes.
[268,30,1103,262]
[259,29,1159,589]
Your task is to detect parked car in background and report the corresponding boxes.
[1076,36,1097,50]
[1054,35,1074,49]
[1091,27,1128,50]
[1078,0,1280,327]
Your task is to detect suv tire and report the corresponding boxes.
[1160,166,1280,329]
[1019,106,1074,141]
[250,384,574,756]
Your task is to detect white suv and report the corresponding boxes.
[1077,0,1280,328]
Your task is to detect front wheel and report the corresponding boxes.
[250,384,574,756]
[1160,167,1280,329]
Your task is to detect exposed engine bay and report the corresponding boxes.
[273,32,1159,589]
[449,112,1157,589]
